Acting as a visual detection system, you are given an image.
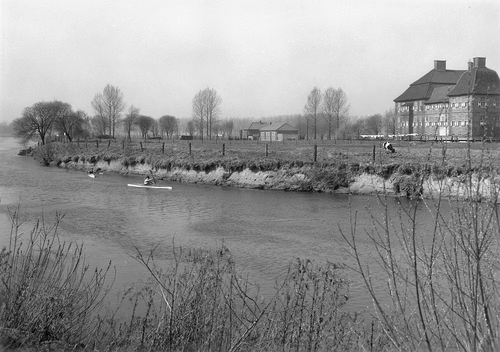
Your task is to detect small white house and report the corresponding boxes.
[259,123,299,141]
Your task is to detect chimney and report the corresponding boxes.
[473,57,486,68]
[434,60,446,71]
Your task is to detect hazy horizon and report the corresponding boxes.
[1,0,499,123]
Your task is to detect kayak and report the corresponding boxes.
[127,184,172,190]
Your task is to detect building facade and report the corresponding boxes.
[394,57,500,140]
[259,123,299,141]
[244,121,270,140]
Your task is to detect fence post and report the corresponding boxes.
[373,145,376,162]
[122,140,125,149]
[189,142,192,155]
[314,144,317,162]
[140,142,143,152]
[108,140,111,149]
[96,140,99,148]
[162,142,165,154]
[222,143,225,156]
[265,143,269,157]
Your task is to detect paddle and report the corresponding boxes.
[149,169,157,184]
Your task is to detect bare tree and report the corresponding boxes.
[192,88,222,140]
[363,114,383,135]
[91,84,126,137]
[135,115,155,139]
[54,106,85,142]
[322,87,336,140]
[123,105,140,140]
[304,87,322,140]
[90,115,107,136]
[151,119,159,137]
[332,88,350,140]
[384,108,397,136]
[159,115,178,139]
[187,119,195,136]
[204,88,222,139]
[14,101,69,145]
[72,110,91,140]
[221,119,234,138]
[192,90,205,138]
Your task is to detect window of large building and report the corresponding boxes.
[478,97,486,108]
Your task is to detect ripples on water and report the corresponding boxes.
[0,137,444,311]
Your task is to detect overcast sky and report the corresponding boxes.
[1,0,499,123]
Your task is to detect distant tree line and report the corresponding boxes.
[9,82,397,144]
[12,84,185,144]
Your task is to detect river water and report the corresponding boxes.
[0,137,441,312]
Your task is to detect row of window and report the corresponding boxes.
[400,121,500,127]
[397,98,500,113]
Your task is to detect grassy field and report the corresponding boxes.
[46,137,500,173]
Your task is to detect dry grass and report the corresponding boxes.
[0,206,114,350]
[42,138,500,171]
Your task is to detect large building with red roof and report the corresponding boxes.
[394,57,500,139]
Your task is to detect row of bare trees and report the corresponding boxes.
[13,84,182,143]
[303,87,350,140]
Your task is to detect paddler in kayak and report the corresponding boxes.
[144,175,155,185]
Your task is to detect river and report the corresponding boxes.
[0,136,442,312]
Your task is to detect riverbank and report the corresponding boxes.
[21,139,500,200]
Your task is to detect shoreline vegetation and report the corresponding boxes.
[18,138,500,200]
[2,137,500,351]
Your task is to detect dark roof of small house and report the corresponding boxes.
[448,66,500,96]
[394,69,465,102]
[246,122,271,131]
[425,85,454,104]
[259,123,298,132]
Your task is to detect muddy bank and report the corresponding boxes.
[18,141,500,200]
[55,158,499,200]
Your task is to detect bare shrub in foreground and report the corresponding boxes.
[103,245,360,351]
[342,144,500,351]
[0,207,113,350]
